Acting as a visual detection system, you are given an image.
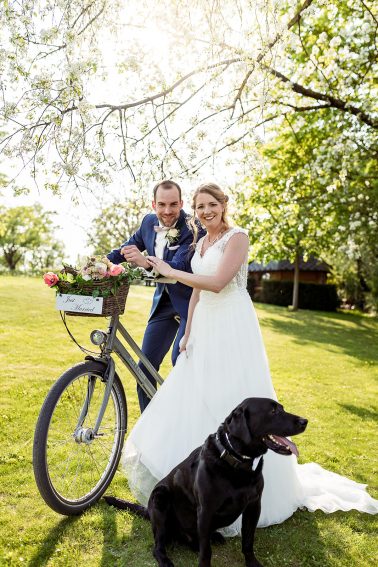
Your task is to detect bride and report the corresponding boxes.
[122,182,378,531]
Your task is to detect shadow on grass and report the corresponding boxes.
[100,499,160,566]
[339,403,378,421]
[28,516,80,567]
[98,499,354,567]
[100,502,118,567]
[258,305,378,365]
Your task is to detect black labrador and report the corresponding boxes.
[105,397,307,567]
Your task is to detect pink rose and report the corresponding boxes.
[109,264,125,276]
[43,272,59,287]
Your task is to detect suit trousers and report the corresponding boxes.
[138,290,187,412]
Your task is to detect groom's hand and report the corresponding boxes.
[121,245,150,269]
[146,256,174,277]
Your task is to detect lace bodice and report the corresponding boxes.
[191,227,249,294]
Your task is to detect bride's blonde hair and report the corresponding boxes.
[189,183,230,246]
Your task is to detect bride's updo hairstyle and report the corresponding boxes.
[189,182,230,246]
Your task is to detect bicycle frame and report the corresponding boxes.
[74,313,164,439]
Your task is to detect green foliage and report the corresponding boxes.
[236,103,378,310]
[0,204,65,271]
[0,171,6,189]
[326,244,378,312]
[88,197,149,255]
[30,240,66,274]
[237,109,377,260]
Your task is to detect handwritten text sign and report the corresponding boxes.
[56,294,103,315]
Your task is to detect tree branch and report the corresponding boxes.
[265,66,378,129]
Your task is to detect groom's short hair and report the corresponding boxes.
[153,179,182,201]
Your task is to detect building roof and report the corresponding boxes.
[248,256,330,273]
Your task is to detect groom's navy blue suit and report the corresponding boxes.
[107,209,198,411]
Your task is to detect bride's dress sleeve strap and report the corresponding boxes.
[220,227,248,252]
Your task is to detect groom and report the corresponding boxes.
[107,180,200,412]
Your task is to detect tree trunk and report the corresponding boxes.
[291,251,300,311]
[3,249,21,271]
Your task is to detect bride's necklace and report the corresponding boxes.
[207,230,225,246]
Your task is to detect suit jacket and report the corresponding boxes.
[107,209,201,320]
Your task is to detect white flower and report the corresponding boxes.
[329,36,342,48]
[82,274,92,281]
[165,227,180,244]
[94,262,107,275]
[319,31,328,43]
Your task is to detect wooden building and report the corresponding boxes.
[248,256,330,296]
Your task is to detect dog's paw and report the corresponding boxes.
[244,553,264,567]
[245,559,263,567]
[211,531,226,545]
[153,550,175,567]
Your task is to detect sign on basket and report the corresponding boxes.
[56,293,104,315]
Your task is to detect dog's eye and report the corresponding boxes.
[271,407,277,414]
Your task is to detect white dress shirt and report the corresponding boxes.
[154,221,178,259]
[154,227,168,259]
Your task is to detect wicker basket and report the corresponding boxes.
[56,280,130,317]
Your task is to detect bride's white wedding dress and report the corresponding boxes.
[122,227,378,531]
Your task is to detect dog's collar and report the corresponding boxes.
[215,432,262,472]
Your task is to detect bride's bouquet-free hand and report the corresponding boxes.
[43,256,143,316]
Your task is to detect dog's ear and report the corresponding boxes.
[226,406,252,446]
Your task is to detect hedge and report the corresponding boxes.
[254,279,339,311]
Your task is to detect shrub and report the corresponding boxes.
[258,280,339,311]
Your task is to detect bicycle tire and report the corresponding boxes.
[33,360,127,515]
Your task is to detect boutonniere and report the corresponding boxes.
[165,227,180,244]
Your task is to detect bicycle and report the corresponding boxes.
[33,307,163,516]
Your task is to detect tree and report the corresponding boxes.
[1,0,376,191]
[87,196,149,255]
[235,107,378,309]
[0,204,64,271]
[29,239,66,273]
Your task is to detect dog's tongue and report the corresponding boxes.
[273,435,299,457]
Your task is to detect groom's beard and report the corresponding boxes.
[157,213,180,227]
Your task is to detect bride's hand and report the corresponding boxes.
[146,256,174,277]
[179,334,190,353]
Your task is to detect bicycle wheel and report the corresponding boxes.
[33,360,127,515]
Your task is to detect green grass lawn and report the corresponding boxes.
[0,276,377,566]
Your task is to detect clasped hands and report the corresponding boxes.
[146,256,174,277]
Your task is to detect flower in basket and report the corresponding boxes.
[109,264,124,276]
[43,272,59,287]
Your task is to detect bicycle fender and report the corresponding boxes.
[84,355,108,366]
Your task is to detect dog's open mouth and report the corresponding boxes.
[263,434,299,456]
